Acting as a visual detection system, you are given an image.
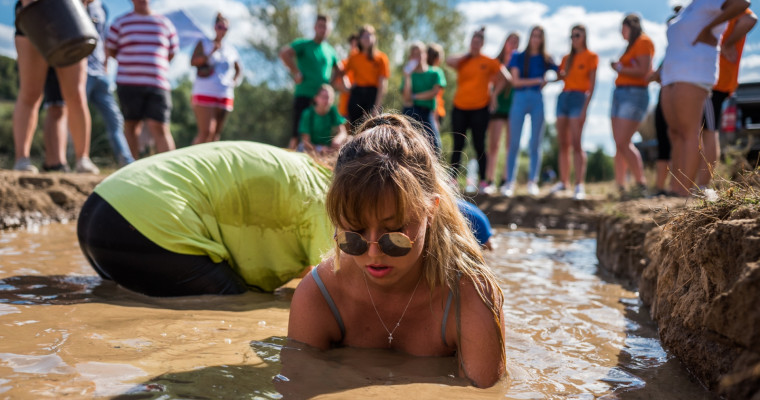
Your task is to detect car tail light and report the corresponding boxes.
[721,103,737,133]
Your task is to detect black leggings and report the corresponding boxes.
[77,193,249,297]
[450,106,490,180]
[348,86,378,125]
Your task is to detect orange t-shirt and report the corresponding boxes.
[560,49,599,92]
[453,55,501,110]
[338,49,358,117]
[714,8,753,93]
[614,34,654,87]
[345,50,390,87]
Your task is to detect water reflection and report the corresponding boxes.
[0,224,718,399]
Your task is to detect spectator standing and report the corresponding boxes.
[86,0,134,167]
[483,32,519,194]
[427,43,447,134]
[610,14,653,198]
[661,0,750,197]
[337,34,359,119]
[401,41,444,153]
[553,25,598,200]
[12,0,99,174]
[344,25,390,125]
[190,12,242,144]
[501,26,558,197]
[279,15,342,150]
[107,0,178,160]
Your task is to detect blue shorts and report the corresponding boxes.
[556,91,586,118]
[611,86,649,122]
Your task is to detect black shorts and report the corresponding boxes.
[77,193,249,297]
[702,90,730,132]
[43,67,64,107]
[348,86,378,124]
[490,112,509,120]
[14,1,23,37]
[292,96,313,139]
[116,84,172,123]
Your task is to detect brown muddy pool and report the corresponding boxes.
[0,223,716,399]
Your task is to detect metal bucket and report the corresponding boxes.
[16,0,98,68]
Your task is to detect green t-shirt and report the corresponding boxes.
[299,105,346,145]
[94,142,334,292]
[291,38,339,98]
[400,68,443,110]
[430,66,448,89]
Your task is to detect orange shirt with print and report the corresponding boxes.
[560,49,599,92]
[453,55,501,110]
[714,8,753,93]
[615,34,654,87]
[345,50,390,87]
[338,49,359,117]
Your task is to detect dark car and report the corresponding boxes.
[721,81,760,166]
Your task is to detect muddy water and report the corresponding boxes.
[0,223,715,399]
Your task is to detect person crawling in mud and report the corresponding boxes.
[288,114,506,388]
[77,141,334,295]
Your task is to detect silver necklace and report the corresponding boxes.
[362,272,423,346]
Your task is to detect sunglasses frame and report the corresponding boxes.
[334,230,415,257]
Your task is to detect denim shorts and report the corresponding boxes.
[611,86,649,122]
[556,91,586,118]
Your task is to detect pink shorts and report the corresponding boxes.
[192,95,234,111]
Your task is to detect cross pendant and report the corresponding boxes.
[388,333,393,345]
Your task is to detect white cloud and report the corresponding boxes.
[0,24,16,59]
[457,1,668,155]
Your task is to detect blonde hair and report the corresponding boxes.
[325,113,505,362]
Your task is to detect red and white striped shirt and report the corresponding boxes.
[106,12,178,91]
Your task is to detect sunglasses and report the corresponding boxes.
[335,231,415,257]
[216,24,228,30]
[570,33,582,39]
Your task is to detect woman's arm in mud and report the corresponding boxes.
[287,261,342,350]
[457,277,507,388]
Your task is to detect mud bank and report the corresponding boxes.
[597,196,760,399]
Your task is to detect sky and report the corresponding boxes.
[1,0,759,154]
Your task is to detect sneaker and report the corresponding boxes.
[499,182,515,197]
[626,183,648,199]
[549,182,566,194]
[483,184,498,195]
[574,184,586,200]
[42,163,70,173]
[478,180,490,192]
[75,157,100,174]
[13,157,38,173]
[527,181,539,196]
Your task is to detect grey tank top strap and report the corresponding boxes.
[442,288,454,346]
[311,268,346,340]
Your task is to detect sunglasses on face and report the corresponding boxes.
[335,231,415,257]
[570,33,582,39]
[216,24,228,30]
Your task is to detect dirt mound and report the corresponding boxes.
[0,170,103,229]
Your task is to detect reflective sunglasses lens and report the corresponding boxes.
[337,232,368,255]
[378,233,413,257]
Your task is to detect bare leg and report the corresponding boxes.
[612,116,646,186]
[212,108,230,142]
[569,117,587,185]
[192,105,214,144]
[655,160,670,192]
[12,36,48,162]
[556,116,571,187]
[124,120,142,160]
[661,83,709,196]
[146,119,175,154]
[55,58,91,160]
[43,105,68,167]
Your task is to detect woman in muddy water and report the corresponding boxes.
[77,142,334,295]
[288,114,506,388]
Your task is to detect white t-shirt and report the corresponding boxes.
[661,0,729,87]
[191,38,241,99]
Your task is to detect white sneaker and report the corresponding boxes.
[499,182,515,197]
[549,182,566,194]
[483,184,498,195]
[527,181,539,196]
[75,157,100,174]
[13,157,38,173]
[574,184,586,200]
